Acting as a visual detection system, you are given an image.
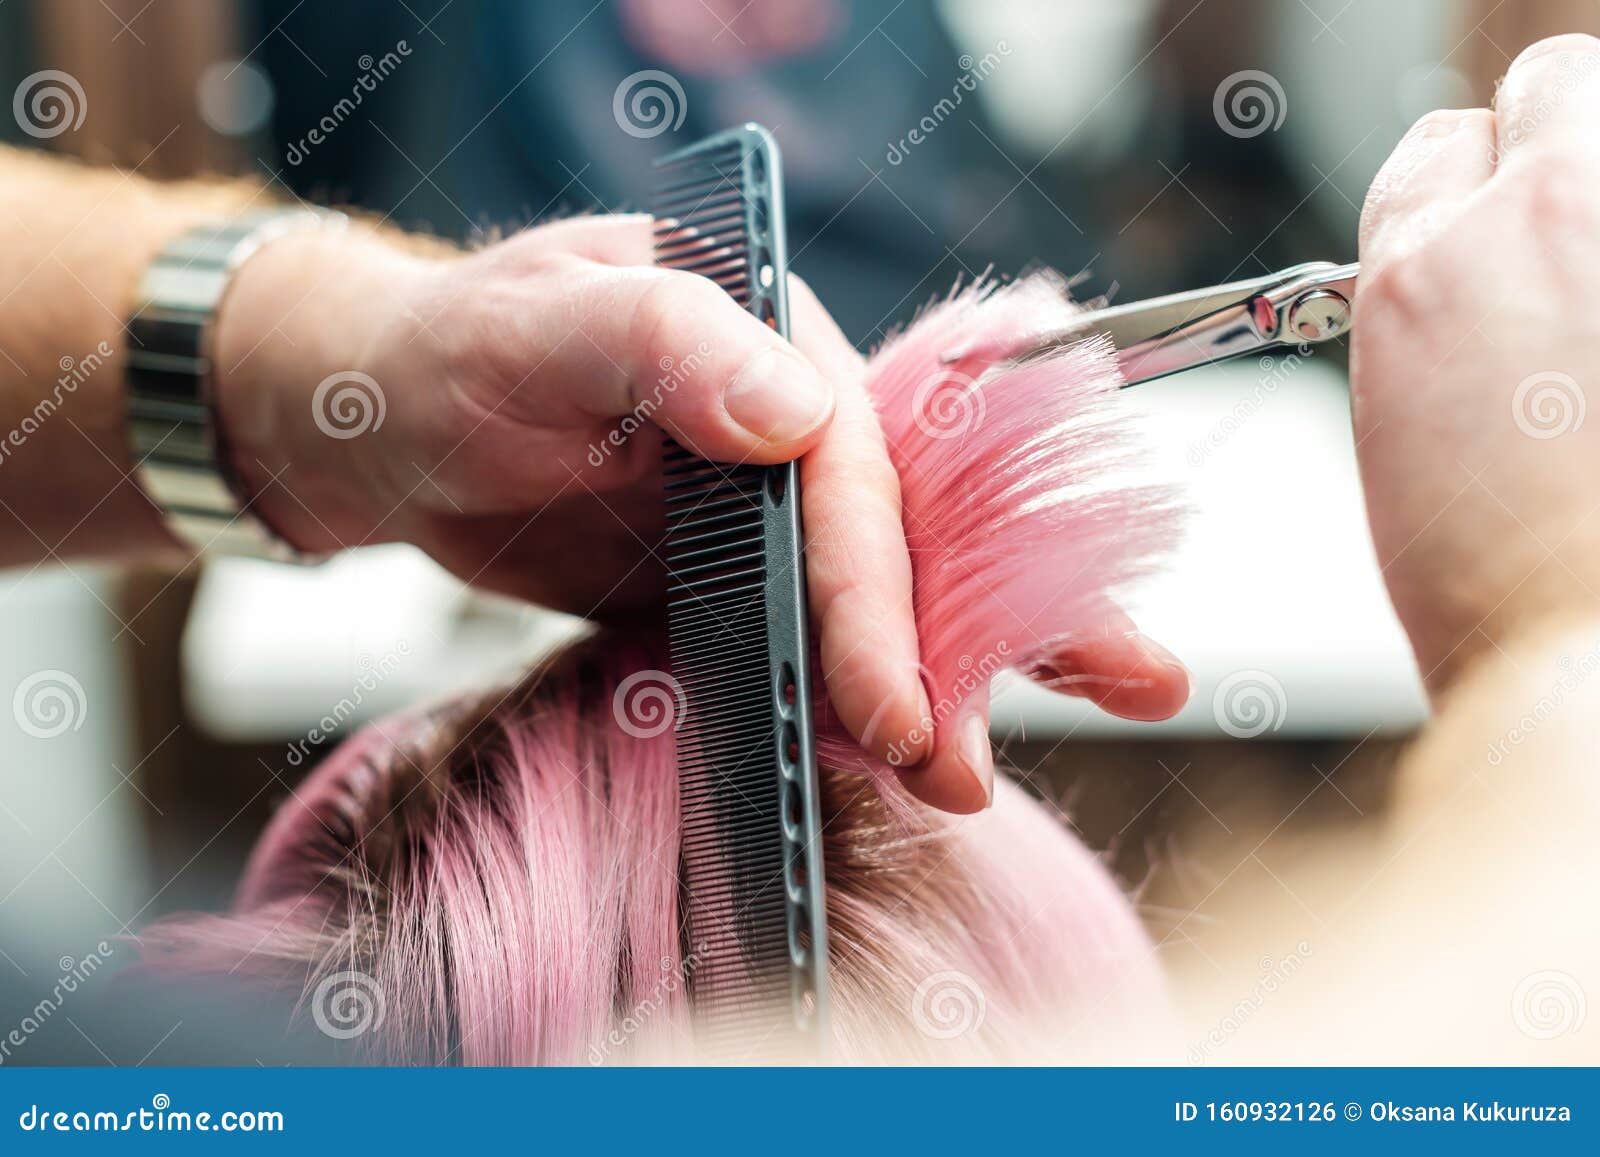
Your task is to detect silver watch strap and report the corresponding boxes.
[125,208,346,559]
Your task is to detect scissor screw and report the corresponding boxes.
[1287,290,1353,342]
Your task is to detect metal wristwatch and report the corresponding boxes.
[124,208,346,558]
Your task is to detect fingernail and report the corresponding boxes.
[900,678,935,767]
[1411,109,1470,139]
[724,348,832,443]
[1133,633,1191,683]
[957,712,994,809]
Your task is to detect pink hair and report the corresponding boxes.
[133,274,1178,1063]
[818,273,1175,780]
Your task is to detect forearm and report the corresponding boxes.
[1193,617,1600,1061]
[0,146,259,563]
[1321,623,1600,1058]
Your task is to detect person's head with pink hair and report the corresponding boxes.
[135,274,1182,1063]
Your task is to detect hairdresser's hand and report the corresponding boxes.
[211,214,1185,814]
[212,214,837,608]
[1354,33,1600,690]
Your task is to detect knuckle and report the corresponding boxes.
[524,248,590,276]
[855,450,904,511]
[430,287,512,378]
[1509,149,1600,236]
[1355,257,1431,338]
[478,229,584,277]
[805,455,904,532]
[630,269,703,366]
[801,471,857,521]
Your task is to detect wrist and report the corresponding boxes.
[212,226,440,552]
[0,162,257,562]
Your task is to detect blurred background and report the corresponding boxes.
[0,0,1588,1062]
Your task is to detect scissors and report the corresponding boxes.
[976,261,1361,387]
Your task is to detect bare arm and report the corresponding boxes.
[0,146,258,562]
[1191,622,1600,1063]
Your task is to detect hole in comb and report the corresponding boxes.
[789,894,812,980]
[784,778,803,835]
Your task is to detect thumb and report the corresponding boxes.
[533,260,836,464]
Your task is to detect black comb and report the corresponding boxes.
[651,124,830,1058]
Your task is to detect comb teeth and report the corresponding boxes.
[652,126,829,1059]
[665,449,801,1055]
[653,138,775,318]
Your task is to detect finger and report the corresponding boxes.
[787,276,934,770]
[1026,603,1191,722]
[492,213,655,267]
[784,272,864,376]
[1359,108,1496,280]
[902,686,993,815]
[522,261,835,463]
[1493,34,1600,163]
